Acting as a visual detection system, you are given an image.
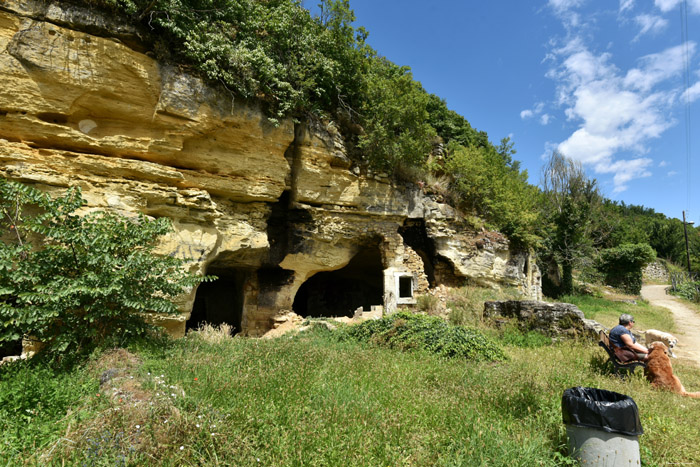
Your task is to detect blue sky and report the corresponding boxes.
[306,0,700,224]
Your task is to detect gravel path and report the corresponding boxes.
[641,284,700,367]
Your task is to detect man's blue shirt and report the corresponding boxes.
[609,324,635,348]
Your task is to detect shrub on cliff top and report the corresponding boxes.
[337,311,507,362]
[0,179,205,362]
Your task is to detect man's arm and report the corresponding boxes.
[620,333,648,354]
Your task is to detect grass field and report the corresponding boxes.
[2,293,700,466]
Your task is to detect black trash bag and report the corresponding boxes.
[562,387,643,436]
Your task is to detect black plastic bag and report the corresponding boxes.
[562,387,643,436]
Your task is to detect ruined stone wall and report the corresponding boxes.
[0,0,541,337]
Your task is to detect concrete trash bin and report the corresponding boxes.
[562,387,643,466]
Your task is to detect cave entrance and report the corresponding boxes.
[398,219,437,287]
[187,268,248,335]
[293,246,384,318]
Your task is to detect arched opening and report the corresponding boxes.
[398,219,437,286]
[292,246,384,318]
[187,268,248,335]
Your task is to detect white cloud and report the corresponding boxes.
[520,102,545,120]
[547,0,585,28]
[655,0,700,14]
[683,80,700,102]
[595,158,653,193]
[655,0,679,12]
[624,43,695,92]
[667,170,678,176]
[659,160,668,167]
[633,14,668,40]
[549,0,585,11]
[620,0,635,13]
[547,39,687,191]
[540,114,553,125]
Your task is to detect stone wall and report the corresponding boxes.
[0,0,542,337]
[643,261,669,283]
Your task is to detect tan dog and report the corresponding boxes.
[644,329,678,358]
[645,341,700,398]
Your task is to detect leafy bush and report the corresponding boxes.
[337,311,507,361]
[596,243,656,295]
[0,179,204,360]
[671,279,700,303]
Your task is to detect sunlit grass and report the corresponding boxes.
[2,322,699,466]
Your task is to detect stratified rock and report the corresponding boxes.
[0,2,542,338]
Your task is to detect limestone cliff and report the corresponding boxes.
[0,1,541,336]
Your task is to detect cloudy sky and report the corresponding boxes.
[310,0,700,223]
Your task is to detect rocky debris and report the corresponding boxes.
[484,300,599,338]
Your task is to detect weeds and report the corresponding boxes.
[3,296,699,465]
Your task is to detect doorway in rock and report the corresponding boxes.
[398,219,437,287]
[293,246,384,318]
[187,269,248,335]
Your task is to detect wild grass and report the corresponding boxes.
[3,308,700,465]
[446,285,522,327]
[560,294,677,333]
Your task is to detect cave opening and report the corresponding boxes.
[292,245,384,318]
[187,267,248,335]
[398,219,437,287]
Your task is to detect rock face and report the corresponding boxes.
[0,1,541,337]
[484,301,596,338]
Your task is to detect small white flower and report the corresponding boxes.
[196,424,200,428]
[171,393,176,397]
[164,420,168,424]
[211,425,216,428]
[136,425,140,429]
[180,446,184,451]
[198,415,202,419]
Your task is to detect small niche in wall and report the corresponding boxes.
[395,273,416,305]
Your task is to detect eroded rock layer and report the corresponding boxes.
[0,1,541,336]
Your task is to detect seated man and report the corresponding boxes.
[609,313,649,362]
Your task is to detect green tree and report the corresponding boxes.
[0,179,204,360]
[540,151,601,296]
[596,243,656,294]
[356,57,436,172]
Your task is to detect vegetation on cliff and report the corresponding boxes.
[0,179,205,361]
[64,0,700,285]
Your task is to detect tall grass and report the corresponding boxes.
[4,320,700,466]
[560,294,676,332]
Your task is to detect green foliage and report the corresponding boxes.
[444,140,540,247]
[337,311,507,361]
[670,278,700,303]
[356,58,436,172]
[594,201,700,275]
[540,151,601,296]
[0,359,98,456]
[596,243,656,294]
[0,179,203,359]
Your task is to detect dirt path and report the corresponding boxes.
[641,284,700,367]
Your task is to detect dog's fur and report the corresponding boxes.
[645,342,700,398]
[644,329,678,358]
